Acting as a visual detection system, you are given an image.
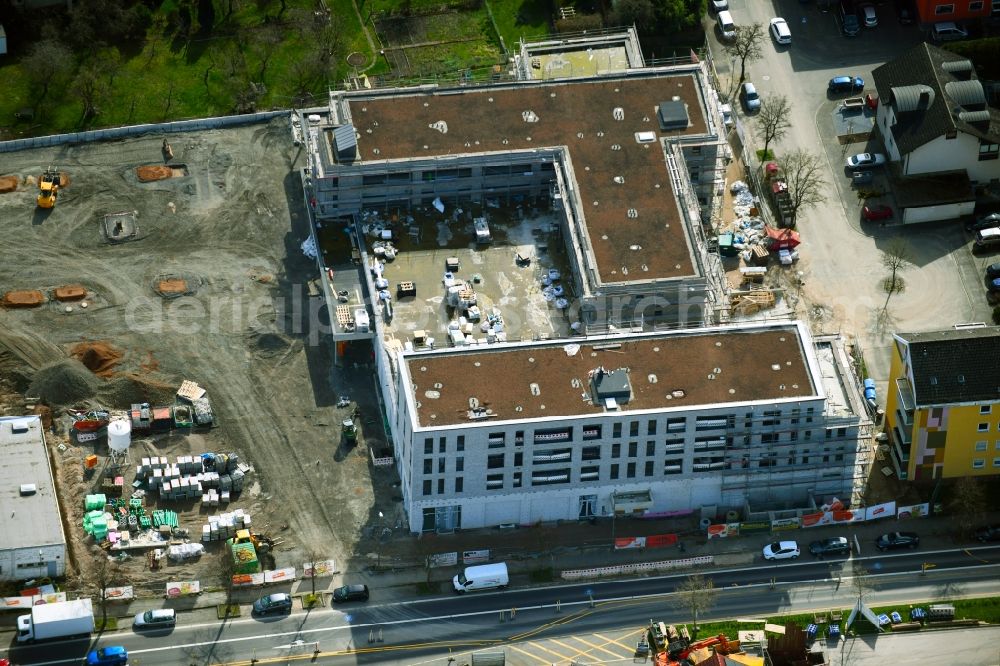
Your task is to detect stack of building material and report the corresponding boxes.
[167,543,205,561]
[201,509,250,542]
[137,453,247,503]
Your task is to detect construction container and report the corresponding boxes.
[84,455,99,469]
[230,541,260,574]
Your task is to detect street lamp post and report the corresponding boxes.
[376,511,384,569]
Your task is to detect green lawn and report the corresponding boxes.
[486,0,551,48]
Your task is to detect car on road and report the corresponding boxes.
[770,17,792,45]
[740,82,761,113]
[987,262,1000,280]
[133,608,176,629]
[86,647,129,666]
[861,4,878,27]
[863,204,893,221]
[252,593,293,615]
[711,0,728,11]
[875,531,920,551]
[968,213,1000,232]
[846,152,887,169]
[809,537,851,557]
[828,75,864,94]
[763,540,800,560]
[974,524,1000,542]
[931,21,968,41]
[333,584,370,603]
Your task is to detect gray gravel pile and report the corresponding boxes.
[29,359,101,405]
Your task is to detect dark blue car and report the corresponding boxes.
[828,75,864,94]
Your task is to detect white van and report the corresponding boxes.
[453,562,509,593]
[717,11,736,40]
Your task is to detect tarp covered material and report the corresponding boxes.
[765,226,801,250]
[845,598,884,632]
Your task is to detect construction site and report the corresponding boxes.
[0,122,390,599]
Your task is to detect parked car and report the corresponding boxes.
[809,537,851,557]
[332,584,370,603]
[875,531,920,551]
[841,3,861,36]
[86,647,129,666]
[931,22,968,41]
[861,4,878,27]
[846,152,887,169]
[740,82,761,113]
[252,593,293,615]
[711,0,729,11]
[717,10,737,40]
[763,540,800,560]
[828,75,864,94]
[770,17,792,45]
[975,227,1000,251]
[133,608,176,629]
[987,262,1000,280]
[895,0,916,24]
[974,524,1000,542]
[863,204,893,221]
[968,213,1000,232]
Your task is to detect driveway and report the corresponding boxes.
[708,0,993,387]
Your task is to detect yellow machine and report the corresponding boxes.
[37,167,61,209]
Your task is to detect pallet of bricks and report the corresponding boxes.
[135,453,246,505]
[201,509,251,543]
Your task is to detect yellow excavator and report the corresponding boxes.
[37,166,61,209]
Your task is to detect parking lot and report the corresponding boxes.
[709,0,995,385]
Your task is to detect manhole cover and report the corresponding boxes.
[347,51,368,68]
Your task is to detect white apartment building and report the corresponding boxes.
[387,321,871,532]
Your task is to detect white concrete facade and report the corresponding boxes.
[386,323,871,533]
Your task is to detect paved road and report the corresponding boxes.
[6,545,999,665]
[709,1,989,386]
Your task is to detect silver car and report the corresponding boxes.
[133,608,176,629]
[845,152,887,169]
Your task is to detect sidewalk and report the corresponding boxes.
[0,512,978,633]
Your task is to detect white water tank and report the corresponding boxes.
[107,420,132,452]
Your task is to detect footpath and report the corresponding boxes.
[0,512,982,632]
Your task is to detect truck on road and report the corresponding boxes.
[17,599,95,643]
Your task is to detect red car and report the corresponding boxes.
[862,204,893,221]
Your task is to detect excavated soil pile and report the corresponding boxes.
[98,373,177,408]
[70,341,123,378]
[156,278,188,294]
[54,285,88,301]
[2,290,46,308]
[0,176,18,193]
[29,359,101,405]
[31,404,53,429]
[136,165,172,182]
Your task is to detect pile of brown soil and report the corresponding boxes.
[28,359,101,404]
[156,278,188,294]
[2,290,45,308]
[70,341,123,378]
[98,373,177,408]
[0,175,18,193]
[136,165,172,182]
[53,285,88,301]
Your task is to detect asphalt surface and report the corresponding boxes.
[6,545,999,665]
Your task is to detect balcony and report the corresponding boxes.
[893,423,912,448]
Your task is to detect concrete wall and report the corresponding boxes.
[0,543,66,582]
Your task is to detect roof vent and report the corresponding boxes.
[20,484,37,496]
[657,100,689,130]
[941,59,974,78]
[591,366,632,405]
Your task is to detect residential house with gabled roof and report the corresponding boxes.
[884,325,1000,481]
[871,43,1000,223]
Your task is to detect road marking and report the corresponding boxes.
[508,643,551,665]
[550,637,590,659]
[528,640,575,661]
[594,630,641,652]
[572,634,627,659]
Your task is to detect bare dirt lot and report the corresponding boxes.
[0,122,382,598]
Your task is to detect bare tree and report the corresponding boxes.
[676,573,717,638]
[93,555,124,630]
[879,237,913,312]
[755,95,791,161]
[850,563,876,604]
[613,0,656,26]
[777,149,826,226]
[253,23,284,81]
[72,61,109,124]
[22,39,75,101]
[950,476,987,538]
[724,23,764,84]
